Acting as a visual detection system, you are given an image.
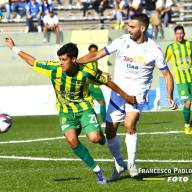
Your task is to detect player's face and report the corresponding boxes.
[89,47,97,54]
[175,29,185,43]
[127,19,145,41]
[59,54,75,72]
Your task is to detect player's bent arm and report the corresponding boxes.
[106,81,137,105]
[5,37,35,66]
[17,51,35,67]
[162,68,174,99]
[162,68,177,110]
[76,48,106,64]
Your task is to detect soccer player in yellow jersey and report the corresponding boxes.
[87,44,107,128]
[165,25,192,134]
[5,37,136,185]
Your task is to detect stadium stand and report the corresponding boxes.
[0,0,192,31]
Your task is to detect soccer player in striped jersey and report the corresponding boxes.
[165,25,192,134]
[87,44,107,128]
[5,37,136,185]
[77,13,177,181]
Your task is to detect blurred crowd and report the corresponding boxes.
[0,0,175,40]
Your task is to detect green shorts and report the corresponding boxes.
[89,84,104,101]
[177,82,192,102]
[59,109,101,134]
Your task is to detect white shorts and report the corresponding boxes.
[106,90,145,123]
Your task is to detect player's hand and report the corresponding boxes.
[126,95,137,105]
[5,37,15,49]
[168,98,178,110]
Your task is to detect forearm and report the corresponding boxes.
[106,81,129,101]
[165,71,174,99]
[12,47,35,66]
[76,48,106,64]
[5,37,35,66]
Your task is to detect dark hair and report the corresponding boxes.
[131,13,150,30]
[174,25,185,33]
[88,44,98,51]
[57,43,78,58]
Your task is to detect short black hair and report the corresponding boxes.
[174,25,185,33]
[131,13,150,30]
[57,43,78,58]
[88,44,98,51]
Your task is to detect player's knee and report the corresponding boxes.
[105,124,117,139]
[184,100,191,108]
[87,134,100,143]
[65,136,79,148]
[99,99,105,106]
[125,124,137,134]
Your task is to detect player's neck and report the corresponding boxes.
[66,63,79,76]
[177,39,185,44]
[135,34,147,44]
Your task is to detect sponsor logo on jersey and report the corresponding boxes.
[61,124,70,130]
[122,56,145,64]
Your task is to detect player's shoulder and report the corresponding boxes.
[35,60,60,68]
[114,33,131,43]
[146,37,159,47]
[186,40,192,46]
[146,38,163,53]
[84,61,98,70]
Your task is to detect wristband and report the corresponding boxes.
[12,46,21,54]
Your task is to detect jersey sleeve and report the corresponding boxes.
[33,60,59,78]
[104,35,126,55]
[83,66,108,85]
[155,47,168,71]
[165,44,172,63]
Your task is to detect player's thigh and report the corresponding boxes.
[106,90,126,123]
[64,128,79,147]
[59,112,81,134]
[105,121,120,139]
[124,111,140,132]
[177,83,191,102]
[80,109,101,135]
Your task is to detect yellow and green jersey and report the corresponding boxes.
[165,40,192,84]
[34,60,108,113]
[86,61,100,89]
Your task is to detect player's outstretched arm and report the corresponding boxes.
[76,48,106,64]
[162,68,177,110]
[5,37,35,67]
[106,81,137,105]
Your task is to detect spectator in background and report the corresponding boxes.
[81,0,91,17]
[0,0,11,21]
[91,0,108,29]
[25,0,42,32]
[43,10,61,44]
[42,0,53,17]
[129,0,142,17]
[150,9,164,39]
[11,0,26,21]
[113,0,129,29]
[142,0,157,17]
[163,0,173,27]
[92,0,108,16]
[155,0,164,12]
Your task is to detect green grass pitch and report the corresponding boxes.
[0,111,192,192]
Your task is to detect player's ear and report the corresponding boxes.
[141,25,146,33]
[72,57,76,63]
